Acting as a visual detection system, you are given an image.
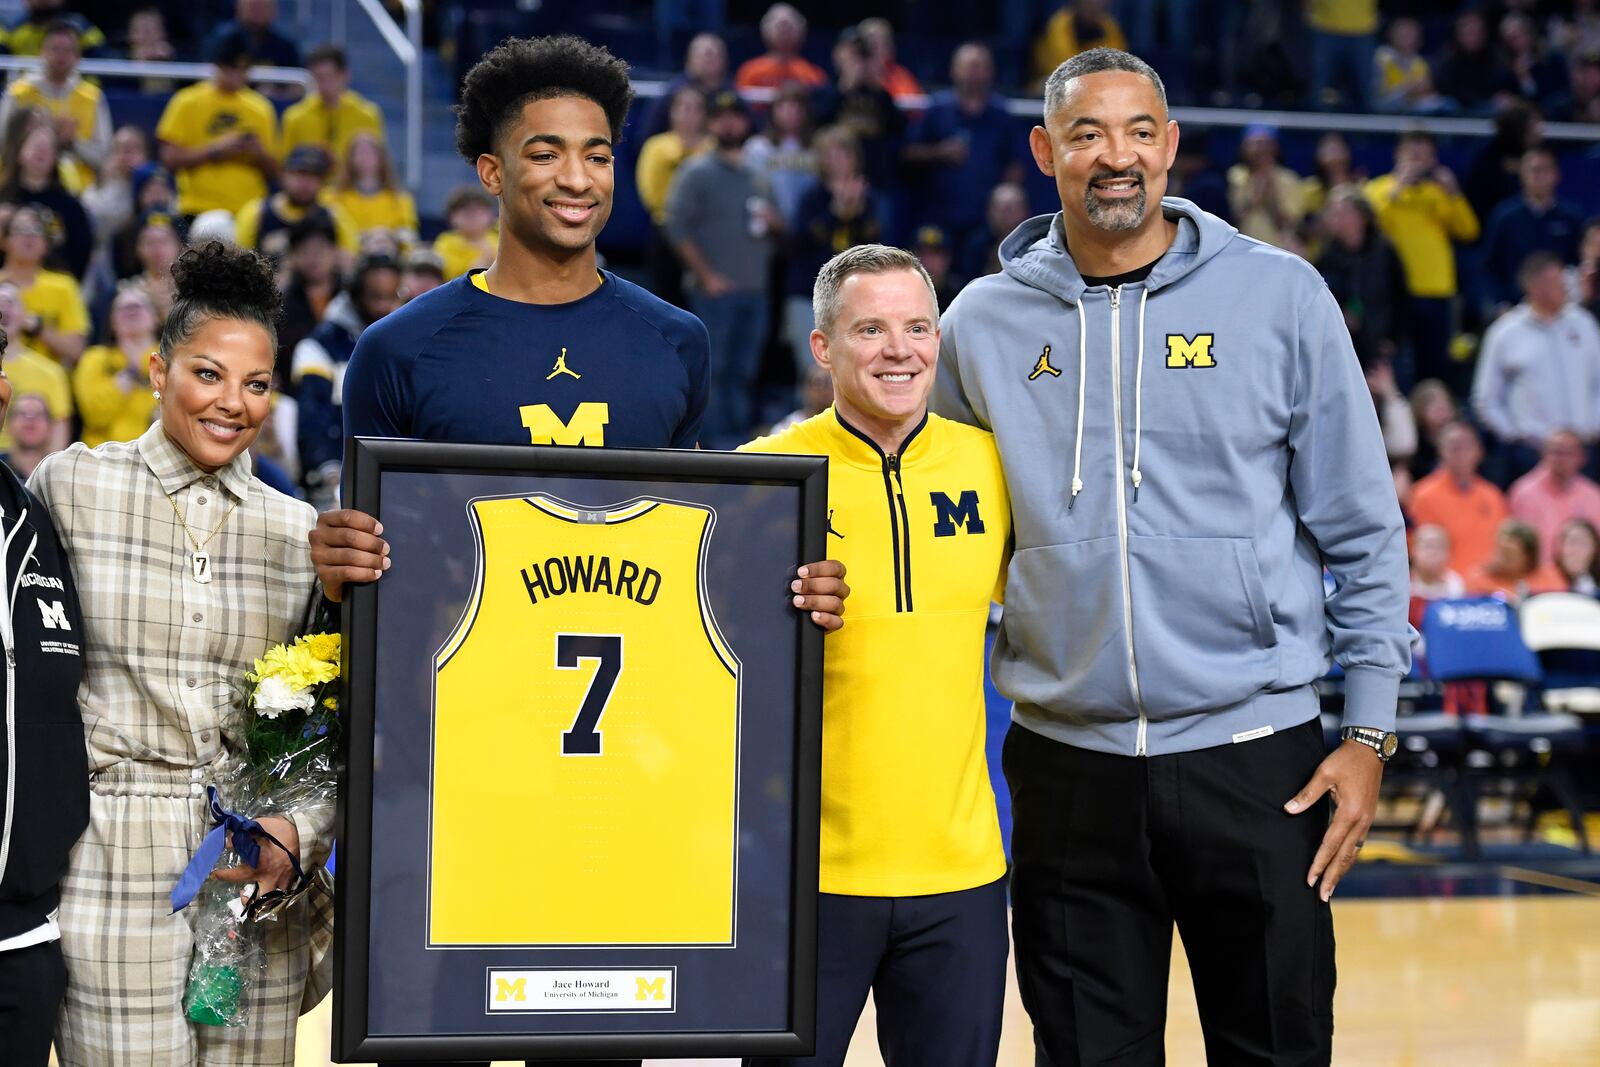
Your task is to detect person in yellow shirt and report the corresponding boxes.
[1307,0,1377,111]
[0,20,111,189]
[0,2,105,58]
[234,144,359,260]
[1226,123,1307,250]
[0,205,87,366]
[325,131,418,246]
[636,85,709,225]
[638,86,708,308]
[742,244,1010,1067]
[1365,130,1479,390]
[155,31,279,217]
[72,285,159,447]
[280,44,384,172]
[0,280,72,452]
[432,185,498,280]
[1031,0,1127,90]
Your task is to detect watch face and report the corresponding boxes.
[1381,733,1399,759]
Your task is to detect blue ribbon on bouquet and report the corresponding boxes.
[169,786,303,913]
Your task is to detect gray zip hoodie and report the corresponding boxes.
[933,198,1413,756]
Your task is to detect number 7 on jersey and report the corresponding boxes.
[556,633,623,756]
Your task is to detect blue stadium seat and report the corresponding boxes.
[1422,597,1589,855]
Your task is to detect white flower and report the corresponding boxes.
[253,676,315,718]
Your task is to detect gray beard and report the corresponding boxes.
[1084,184,1147,231]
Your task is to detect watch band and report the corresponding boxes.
[1340,726,1397,762]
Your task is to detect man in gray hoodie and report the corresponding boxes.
[932,48,1412,1065]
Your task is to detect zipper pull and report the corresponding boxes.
[1110,286,1121,309]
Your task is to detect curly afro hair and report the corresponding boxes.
[160,240,282,354]
[455,35,633,162]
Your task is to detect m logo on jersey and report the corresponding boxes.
[1166,333,1217,368]
[931,491,985,536]
[520,402,609,446]
[37,599,71,630]
[635,976,667,1001]
[493,977,527,1003]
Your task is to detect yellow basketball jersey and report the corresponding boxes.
[429,494,740,946]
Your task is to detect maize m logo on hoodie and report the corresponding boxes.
[1166,333,1217,368]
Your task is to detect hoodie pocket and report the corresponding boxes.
[1126,535,1279,718]
[994,537,1137,720]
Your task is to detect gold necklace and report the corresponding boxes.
[166,490,239,584]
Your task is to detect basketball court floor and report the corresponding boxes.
[296,874,1600,1066]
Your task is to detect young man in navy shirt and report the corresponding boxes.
[310,36,848,1067]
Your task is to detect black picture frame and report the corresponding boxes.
[333,437,827,1062]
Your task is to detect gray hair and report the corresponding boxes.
[1043,47,1167,121]
[812,244,940,337]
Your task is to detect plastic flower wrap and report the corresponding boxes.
[173,631,342,1027]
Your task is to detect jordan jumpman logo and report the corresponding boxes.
[1028,345,1061,381]
[546,347,581,381]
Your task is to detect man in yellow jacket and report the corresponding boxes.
[742,244,1011,1067]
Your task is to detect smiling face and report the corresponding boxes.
[478,95,614,261]
[148,316,274,472]
[1032,70,1177,236]
[813,268,939,442]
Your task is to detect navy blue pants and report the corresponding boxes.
[747,876,1009,1067]
[1006,720,1335,1067]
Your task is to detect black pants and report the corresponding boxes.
[746,876,1009,1067]
[0,937,68,1067]
[1005,720,1335,1067]
[380,1055,636,1062]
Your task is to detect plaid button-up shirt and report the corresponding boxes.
[28,424,332,855]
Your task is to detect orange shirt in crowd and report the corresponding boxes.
[881,63,924,101]
[1461,563,1564,601]
[735,54,829,92]
[1409,470,1509,574]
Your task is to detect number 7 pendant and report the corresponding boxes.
[192,551,212,584]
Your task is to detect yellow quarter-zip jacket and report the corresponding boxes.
[743,407,1010,896]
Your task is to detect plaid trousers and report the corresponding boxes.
[53,760,326,1067]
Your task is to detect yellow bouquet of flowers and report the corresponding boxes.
[176,631,342,1028]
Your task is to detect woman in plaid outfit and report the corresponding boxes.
[28,242,332,1066]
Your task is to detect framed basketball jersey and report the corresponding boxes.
[335,439,826,1063]
[429,494,740,946]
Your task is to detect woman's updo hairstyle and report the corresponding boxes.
[159,240,282,356]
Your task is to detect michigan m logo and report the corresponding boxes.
[1166,333,1216,368]
[635,976,667,1001]
[493,977,527,1003]
[931,491,986,537]
[37,599,70,630]
[520,402,610,446]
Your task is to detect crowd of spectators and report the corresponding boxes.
[3,0,1600,614]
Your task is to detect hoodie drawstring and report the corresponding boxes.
[1131,288,1147,498]
[1069,302,1087,506]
